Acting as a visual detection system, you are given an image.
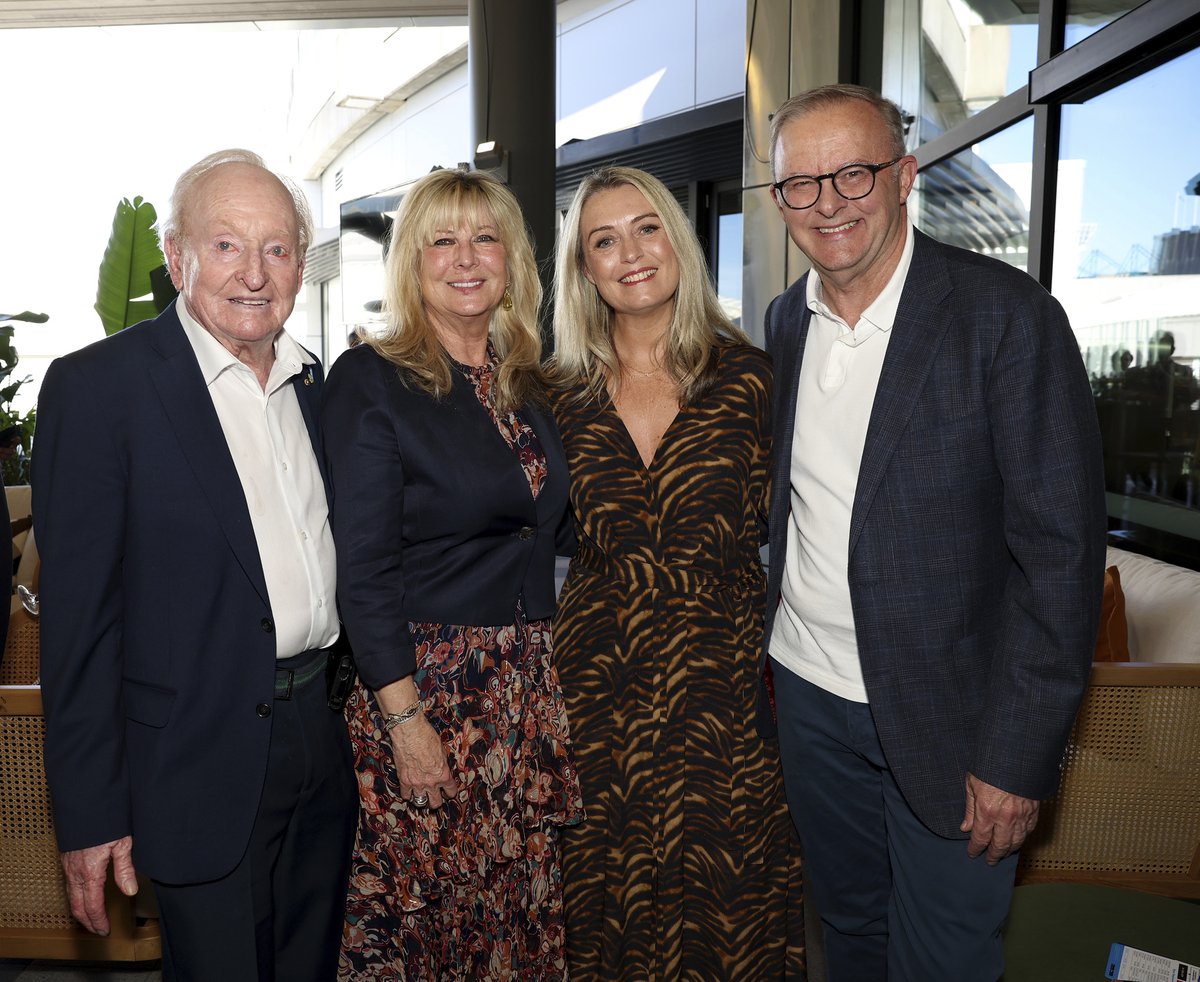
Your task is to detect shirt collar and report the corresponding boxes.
[176,299,314,389]
[806,216,917,335]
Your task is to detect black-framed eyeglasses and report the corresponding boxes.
[772,158,903,210]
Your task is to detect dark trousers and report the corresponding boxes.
[153,652,357,982]
[771,660,1016,982]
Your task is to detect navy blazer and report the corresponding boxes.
[33,303,328,883]
[320,343,569,690]
[763,230,1107,838]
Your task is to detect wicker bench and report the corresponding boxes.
[1016,662,1200,898]
[0,684,160,960]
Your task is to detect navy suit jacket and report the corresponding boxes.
[33,303,329,883]
[763,230,1107,837]
[320,343,570,691]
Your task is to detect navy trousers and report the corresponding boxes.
[772,661,1016,982]
[153,651,358,982]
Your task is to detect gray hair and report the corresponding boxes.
[769,84,907,178]
[160,148,314,254]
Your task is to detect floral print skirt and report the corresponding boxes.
[338,609,584,982]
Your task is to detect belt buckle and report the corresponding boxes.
[276,668,295,701]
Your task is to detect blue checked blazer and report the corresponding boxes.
[762,229,1107,838]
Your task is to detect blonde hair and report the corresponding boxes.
[551,166,747,406]
[368,168,545,413]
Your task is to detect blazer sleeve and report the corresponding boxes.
[970,285,1107,800]
[32,356,133,852]
[321,351,416,689]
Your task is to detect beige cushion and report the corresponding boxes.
[1106,546,1200,663]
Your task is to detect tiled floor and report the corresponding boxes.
[0,961,159,982]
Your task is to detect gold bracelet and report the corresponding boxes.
[382,699,424,733]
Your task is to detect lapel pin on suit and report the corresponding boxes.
[304,366,315,386]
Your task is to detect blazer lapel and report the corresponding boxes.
[849,231,954,556]
[148,309,271,607]
[291,355,332,504]
[770,278,812,544]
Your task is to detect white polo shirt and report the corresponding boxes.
[770,220,916,702]
[178,302,339,659]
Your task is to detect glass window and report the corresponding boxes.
[910,117,1034,270]
[1065,0,1141,48]
[1052,46,1200,540]
[914,0,1039,143]
[714,186,744,330]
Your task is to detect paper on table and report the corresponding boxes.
[1107,942,1200,982]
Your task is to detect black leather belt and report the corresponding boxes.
[274,649,328,700]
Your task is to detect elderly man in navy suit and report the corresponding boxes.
[762,85,1106,981]
[33,150,357,981]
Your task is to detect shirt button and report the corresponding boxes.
[281,462,289,471]
[300,530,309,540]
[517,526,534,540]
[261,618,274,633]
[317,598,324,608]
[256,703,272,718]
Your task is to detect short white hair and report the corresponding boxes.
[160,148,313,254]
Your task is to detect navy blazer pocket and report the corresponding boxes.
[122,677,176,728]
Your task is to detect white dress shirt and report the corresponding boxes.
[178,302,339,658]
[770,220,916,702]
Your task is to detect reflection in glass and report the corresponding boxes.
[715,187,743,329]
[339,190,402,347]
[914,0,1037,142]
[1052,46,1200,537]
[910,117,1033,270]
[1065,0,1139,48]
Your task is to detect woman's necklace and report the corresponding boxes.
[618,356,665,379]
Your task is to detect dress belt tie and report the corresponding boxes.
[572,539,762,597]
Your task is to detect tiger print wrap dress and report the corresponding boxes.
[552,343,805,980]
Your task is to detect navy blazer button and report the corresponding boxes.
[261,618,274,633]
[518,526,534,540]
[256,703,271,718]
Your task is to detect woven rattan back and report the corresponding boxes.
[0,685,161,960]
[1018,663,1200,897]
[0,606,39,684]
[0,686,74,935]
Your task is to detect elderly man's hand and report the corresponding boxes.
[60,836,138,935]
[960,772,1040,865]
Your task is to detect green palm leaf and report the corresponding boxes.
[94,196,167,336]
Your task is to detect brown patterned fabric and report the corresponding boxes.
[338,356,583,981]
[552,344,805,981]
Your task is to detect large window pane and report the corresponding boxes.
[910,118,1033,270]
[715,186,744,330]
[915,0,1038,142]
[1065,0,1141,47]
[1053,46,1200,541]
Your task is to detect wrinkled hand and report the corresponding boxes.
[961,772,1040,865]
[388,715,460,809]
[61,836,138,935]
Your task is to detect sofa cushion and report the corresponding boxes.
[1106,547,1200,663]
[1093,566,1130,663]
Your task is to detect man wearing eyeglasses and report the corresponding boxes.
[761,84,1106,981]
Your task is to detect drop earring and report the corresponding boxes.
[501,288,514,311]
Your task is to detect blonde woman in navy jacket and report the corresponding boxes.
[321,168,582,981]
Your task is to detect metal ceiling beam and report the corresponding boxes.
[0,1,467,29]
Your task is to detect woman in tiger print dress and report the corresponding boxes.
[550,166,805,980]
